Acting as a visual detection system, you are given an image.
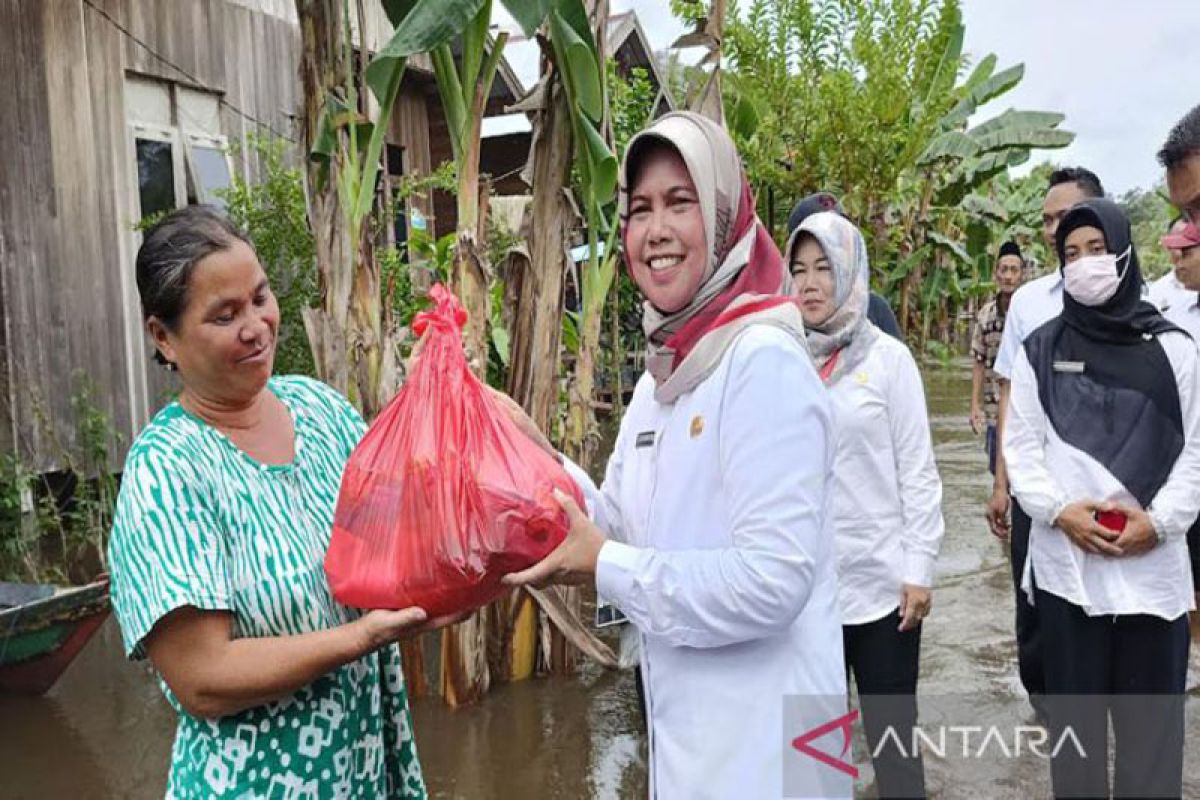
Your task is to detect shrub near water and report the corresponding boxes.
[0,375,121,584]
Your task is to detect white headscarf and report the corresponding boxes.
[784,211,880,384]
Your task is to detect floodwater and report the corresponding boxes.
[2,360,1198,798]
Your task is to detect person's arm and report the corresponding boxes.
[486,384,629,544]
[987,298,1025,536]
[506,331,834,649]
[970,361,985,435]
[968,311,988,434]
[107,452,448,721]
[145,606,445,719]
[1004,349,1120,556]
[560,419,629,545]
[1121,336,1200,553]
[886,349,944,629]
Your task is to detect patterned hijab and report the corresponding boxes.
[784,211,880,385]
[619,112,805,404]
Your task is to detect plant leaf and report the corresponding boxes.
[500,0,552,37]
[917,130,980,165]
[373,0,486,60]
[942,62,1023,129]
[927,230,972,266]
[579,116,617,206]
[550,9,602,121]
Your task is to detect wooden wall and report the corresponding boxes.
[0,0,436,472]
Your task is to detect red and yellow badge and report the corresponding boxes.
[690,415,705,438]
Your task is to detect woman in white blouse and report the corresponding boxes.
[499,112,848,799]
[787,210,944,800]
[1005,198,1199,799]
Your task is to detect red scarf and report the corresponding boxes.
[646,179,792,372]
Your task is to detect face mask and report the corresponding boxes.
[1064,246,1131,307]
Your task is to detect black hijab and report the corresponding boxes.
[1023,199,1184,506]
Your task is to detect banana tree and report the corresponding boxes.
[550,0,619,474]
[891,37,1074,337]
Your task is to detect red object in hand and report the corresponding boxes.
[1095,509,1128,533]
[324,284,583,617]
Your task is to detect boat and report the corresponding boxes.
[0,577,111,695]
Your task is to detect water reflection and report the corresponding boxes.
[2,360,1196,798]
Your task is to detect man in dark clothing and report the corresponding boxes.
[786,192,903,340]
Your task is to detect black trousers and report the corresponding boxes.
[844,610,926,800]
[1009,498,1045,704]
[1188,515,1200,592]
[1036,588,1190,799]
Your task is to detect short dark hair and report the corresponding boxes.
[787,191,845,234]
[135,205,252,364]
[1048,166,1105,198]
[1158,104,1200,171]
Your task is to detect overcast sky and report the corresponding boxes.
[495,0,1199,196]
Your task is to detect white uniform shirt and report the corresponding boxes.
[993,272,1064,380]
[1005,332,1200,620]
[825,333,944,625]
[564,325,848,800]
[1150,273,1200,341]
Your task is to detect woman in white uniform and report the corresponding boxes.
[785,211,944,800]
[499,112,848,799]
[1005,198,1199,799]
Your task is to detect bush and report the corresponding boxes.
[218,135,318,377]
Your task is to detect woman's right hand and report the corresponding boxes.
[356,608,428,651]
[356,608,480,652]
[985,485,1011,539]
[1053,501,1123,556]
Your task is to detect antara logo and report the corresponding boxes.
[791,709,860,778]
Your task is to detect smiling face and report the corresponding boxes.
[149,239,279,403]
[789,233,836,327]
[624,145,708,314]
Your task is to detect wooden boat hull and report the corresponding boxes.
[0,578,111,696]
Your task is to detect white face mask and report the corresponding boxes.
[1064,246,1131,306]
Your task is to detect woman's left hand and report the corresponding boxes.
[898,584,931,632]
[1108,503,1159,557]
[502,490,605,589]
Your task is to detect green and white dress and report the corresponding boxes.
[108,375,426,799]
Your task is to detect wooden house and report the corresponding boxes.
[0,0,521,472]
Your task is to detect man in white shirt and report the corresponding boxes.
[1149,219,1200,341]
[1158,103,1200,641]
[988,166,1106,717]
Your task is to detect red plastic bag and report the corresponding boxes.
[325,284,583,617]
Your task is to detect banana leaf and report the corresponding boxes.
[927,230,972,266]
[942,62,1023,129]
[917,130,980,166]
[549,7,603,122]
[961,193,1009,223]
[500,0,553,38]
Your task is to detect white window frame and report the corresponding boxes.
[127,121,187,221]
[182,132,234,208]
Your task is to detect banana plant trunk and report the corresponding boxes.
[295,0,423,693]
[504,73,576,682]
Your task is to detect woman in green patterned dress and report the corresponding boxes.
[108,205,445,799]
